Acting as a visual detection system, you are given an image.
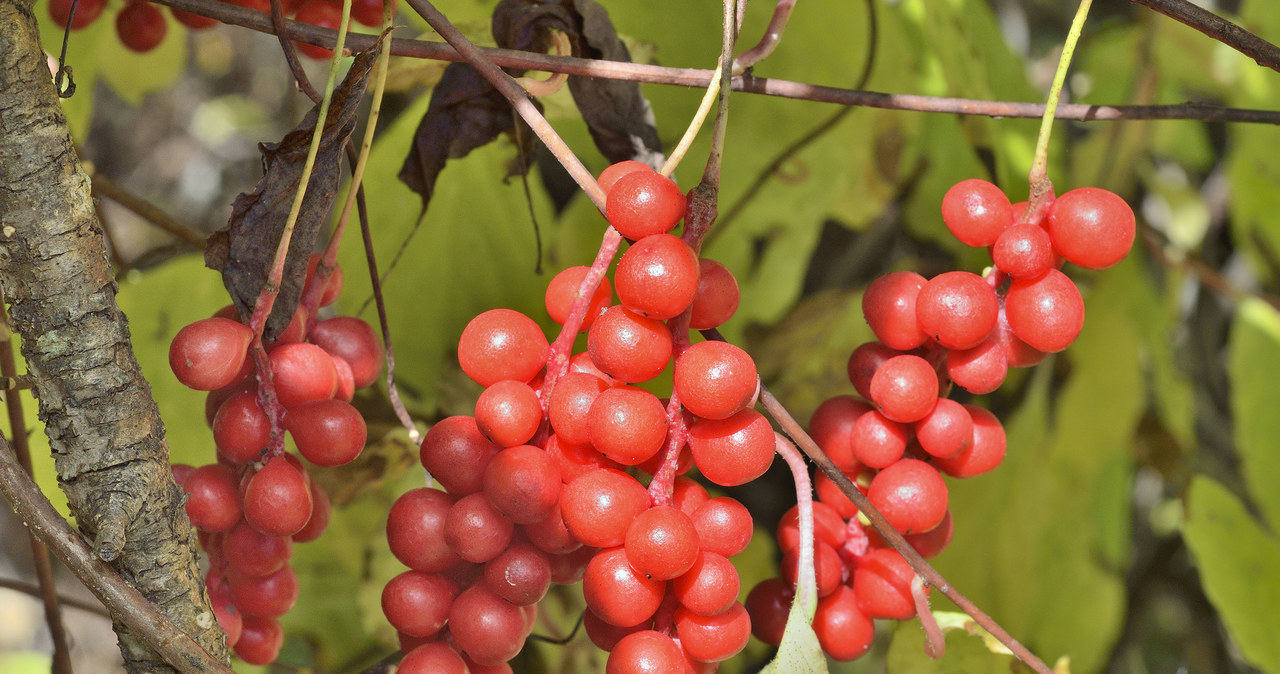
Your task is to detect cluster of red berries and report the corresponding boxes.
[381,161,775,672]
[169,256,384,664]
[744,179,1136,660]
[47,0,389,56]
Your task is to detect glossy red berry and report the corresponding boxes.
[850,409,909,469]
[308,316,384,389]
[745,578,793,646]
[914,397,973,458]
[687,409,775,487]
[689,259,740,330]
[852,548,919,619]
[169,318,253,391]
[561,469,651,548]
[673,602,751,662]
[49,0,105,29]
[545,266,613,331]
[673,341,758,421]
[285,398,366,467]
[606,171,686,240]
[269,342,338,409]
[916,271,999,350]
[483,541,551,606]
[419,416,501,496]
[458,309,549,387]
[946,336,1009,395]
[671,551,739,616]
[293,1,343,60]
[234,616,284,665]
[212,391,270,464]
[448,585,529,665]
[243,456,313,538]
[474,380,542,448]
[808,395,872,474]
[1004,268,1085,353]
[992,222,1056,278]
[606,630,685,674]
[869,354,939,423]
[116,1,167,53]
[444,492,515,563]
[625,506,700,581]
[812,585,875,661]
[182,464,242,532]
[583,547,666,627]
[614,234,700,320]
[862,271,929,350]
[398,643,468,674]
[690,496,754,558]
[598,161,653,195]
[381,570,456,638]
[941,179,1013,247]
[386,488,461,572]
[1047,187,1135,269]
[588,386,668,466]
[548,372,608,446]
[866,458,948,534]
[846,341,899,400]
[587,306,672,383]
[933,404,1006,478]
[482,444,561,525]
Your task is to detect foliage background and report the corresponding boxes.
[2,0,1279,672]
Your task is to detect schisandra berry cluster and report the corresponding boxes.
[169,256,384,664]
[47,0,388,55]
[381,161,774,673]
[744,179,1137,661]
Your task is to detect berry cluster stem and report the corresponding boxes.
[1024,0,1093,222]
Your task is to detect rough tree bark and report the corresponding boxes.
[0,0,230,671]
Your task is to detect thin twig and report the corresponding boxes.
[0,577,112,618]
[1024,0,1092,220]
[0,435,233,673]
[1131,0,1280,74]
[88,170,207,248]
[140,0,1280,126]
[733,0,796,72]
[0,297,73,674]
[268,0,324,104]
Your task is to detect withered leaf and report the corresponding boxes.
[397,62,539,212]
[205,35,385,341]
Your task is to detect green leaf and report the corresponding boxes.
[759,581,827,674]
[1183,476,1280,673]
[885,614,1017,672]
[1227,298,1280,532]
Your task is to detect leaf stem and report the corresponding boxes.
[775,433,818,620]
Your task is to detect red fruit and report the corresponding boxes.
[386,488,461,572]
[808,395,872,474]
[853,548,921,619]
[905,509,954,558]
[689,259,740,330]
[583,547,666,627]
[243,456,313,537]
[49,0,105,29]
[941,178,1013,247]
[933,405,1006,478]
[521,499,582,555]
[745,578,794,646]
[458,309,548,387]
[587,306,672,383]
[223,521,292,578]
[689,496,754,558]
[946,336,1009,395]
[116,1,167,53]
[614,234,700,320]
[561,469,650,548]
[398,643,468,674]
[672,551,740,616]
[850,409,909,469]
[449,585,529,665]
[229,565,299,618]
[308,316,384,389]
[382,570,457,637]
[482,444,561,524]
[291,480,330,542]
[350,0,392,27]
[862,271,929,350]
[812,585,874,661]
[914,397,974,458]
[846,341,898,400]
[1004,268,1085,353]
[866,459,948,534]
[687,409,775,487]
[781,540,844,597]
[916,271,999,350]
[598,161,653,195]
[269,342,338,409]
[814,470,860,519]
[445,493,515,563]
[169,318,254,391]
[209,588,242,648]
[548,372,608,446]
[285,398,366,467]
[474,380,542,448]
[483,542,551,605]
[606,172,686,240]
[777,500,847,554]
[869,354,939,423]
[673,602,751,662]
[1047,187,1135,269]
[293,1,342,59]
[607,631,685,674]
[673,341,758,421]
[182,464,242,532]
[544,433,618,484]
[624,506,700,581]
[212,391,270,464]
[992,222,1055,278]
[545,266,612,331]
[588,386,667,465]
[234,616,283,665]
[419,416,501,496]
[303,254,344,307]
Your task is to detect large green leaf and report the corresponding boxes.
[1227,298,1280,532]
[885,614,1017,672]
[1183,476,1280,673]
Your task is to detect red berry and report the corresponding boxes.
[862,271,929,350]
[587,306,672,383]
[812,585,874,661]
[869,354,939,423]
[444,492,515,563]
[269,342,338,409]
[850,409,909,469]
[419,416,501,496]
[303,254,344,306]
[483,542,551,606]
[234,616,284,665]
[916,271,999,350]
[398,643,468,674]
[1004,268,1085,353]
[293,1,342,59]
[545,266,613,331]
[448,585,529,665]
[458,309,549,387]
[308,316,384,389]
[49,0,105,29]
[673,602,750,662]
[1047,187,1135,269]
[808,395,872,474]
[781,540,844,598]
[243,456,313,538]
[690,496,754,558]
[933,405,1006,478]
[853,548,924,619]
[745,578,793,647]
[614,234,701,320]
[386,488,461,572]
[381,571,457,638]
[583,547,666,627]
[941,179,1013,247]
[846,341,899,400]
[687,409,775,487]
[116,1,167,53]
[169,318,254,391]
[866,459,948,535]
[182,464,242,532]
[606,630,685,674]
[350,0,392,26]
[285,398,367,467]
[606,172,686,240]
[992,222,1056,278]
[624,506,700,581]
[946,336,1009,394]
[777,500,847,554]
[689,259,740,330]
[474,380,542,448]
[291,480,330,543]
[673,341,758,421]
[548,372,608,446]
[599,161,654,195]
[914,397,973,458]
[588,387,668,465]
[212,391,270,464]
[229,564,299,618]
[560,469,650,548]
[482,444,561,525]
[223,521,292,578]
[671,551,739,616]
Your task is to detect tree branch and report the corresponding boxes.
[1131,0,1280,74]
[142,0,1280,126]
[0,435,232,673]
[0,2,230,669]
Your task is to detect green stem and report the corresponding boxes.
[1024,0,1093,221]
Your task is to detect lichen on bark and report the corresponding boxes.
[0,1,230,670]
